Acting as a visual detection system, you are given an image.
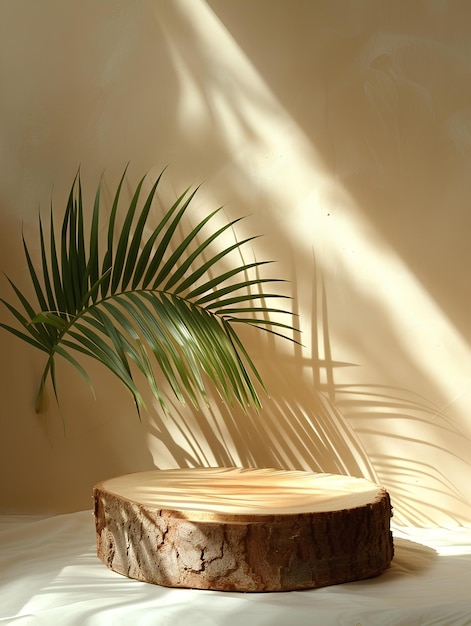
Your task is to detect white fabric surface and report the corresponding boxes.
[1,512,471,626]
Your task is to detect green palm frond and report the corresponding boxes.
[0,169,299,417]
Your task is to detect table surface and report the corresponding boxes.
[1,511,471,626]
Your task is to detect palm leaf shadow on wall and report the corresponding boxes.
[336,381,471,526]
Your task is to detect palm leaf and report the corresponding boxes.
[122,293,201,406]
[2,280,54,347]
[100,168,127,299]
[132,187,187,289]
[39,215,59,313]
[122,171,165,290]
[111,175,145,294]
[22,231,48,313]
[60,184,77,314]
[182,258,269,299]
[49,208,67,317]
[166,213,246,293]
[0,321,49,352]
[0,168,299,417]
[143,188,197,289]
[86,181,101,302]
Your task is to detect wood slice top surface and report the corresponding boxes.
[97,467,384,520]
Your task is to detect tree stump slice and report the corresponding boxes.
[94,467,393,592]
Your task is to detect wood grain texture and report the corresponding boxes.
[94,468,394,591]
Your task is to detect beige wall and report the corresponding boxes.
[1,0,471,525]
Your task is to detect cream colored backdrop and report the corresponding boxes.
[1,0,471,526]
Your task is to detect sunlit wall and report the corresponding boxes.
[1,0,471,526]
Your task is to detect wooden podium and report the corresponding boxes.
[94,467,393,592]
